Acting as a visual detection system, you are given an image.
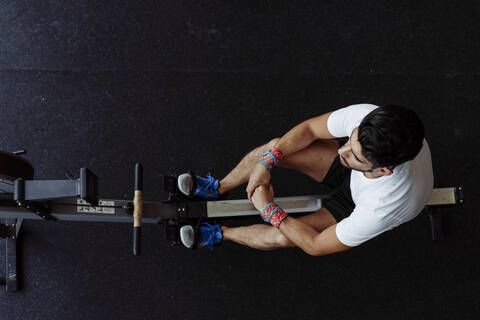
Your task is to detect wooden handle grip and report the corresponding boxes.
[133,163,143,256]
[133,190,143,227]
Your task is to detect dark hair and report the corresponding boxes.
[357,105,425,168]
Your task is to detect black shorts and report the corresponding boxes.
[321,139,355,223]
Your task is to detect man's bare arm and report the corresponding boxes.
[246,111,336,199]
[273,111,336,157]
[278,216,352,256]
[251,185,351,255]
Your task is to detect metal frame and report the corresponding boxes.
[0,168,464,292]
[1,218,22,292]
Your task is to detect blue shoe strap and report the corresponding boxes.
[198,175,218,192]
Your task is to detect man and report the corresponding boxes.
[177,103,433,255]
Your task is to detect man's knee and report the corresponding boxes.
[250,138,280,160]
[272,230,294,248]
[267,137,281,149]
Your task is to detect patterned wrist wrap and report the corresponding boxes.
[258,147,284,170]
[260,202,288,228]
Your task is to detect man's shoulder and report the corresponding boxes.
[328,104,380,137]
[343,103,379,112]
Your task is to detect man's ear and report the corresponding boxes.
[379,167,394,176]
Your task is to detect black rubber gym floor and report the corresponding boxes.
[1,2,479,319]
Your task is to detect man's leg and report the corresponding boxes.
[217,138,280,194]
[221,208,337,250]
[218,138,339,194]
[204,138,339,250]
[217,138,339,250]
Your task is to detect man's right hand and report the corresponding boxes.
[246,163,271,200]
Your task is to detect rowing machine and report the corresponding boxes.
[0,149,463,291]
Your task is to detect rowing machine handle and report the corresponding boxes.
[133,163,143,256]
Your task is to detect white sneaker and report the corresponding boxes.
[180,225,195,249]
[177,173,193,196]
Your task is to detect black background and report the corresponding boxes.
[1,1,479,319]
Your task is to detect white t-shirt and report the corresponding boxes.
[327,104,434,246]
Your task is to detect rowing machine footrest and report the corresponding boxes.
[163,174,178,194]
[165,221,180,245]
[163,171,198,202]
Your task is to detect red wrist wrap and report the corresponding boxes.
[261,202,288,228]
[270,147,284,161]
[258,147,284,170]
